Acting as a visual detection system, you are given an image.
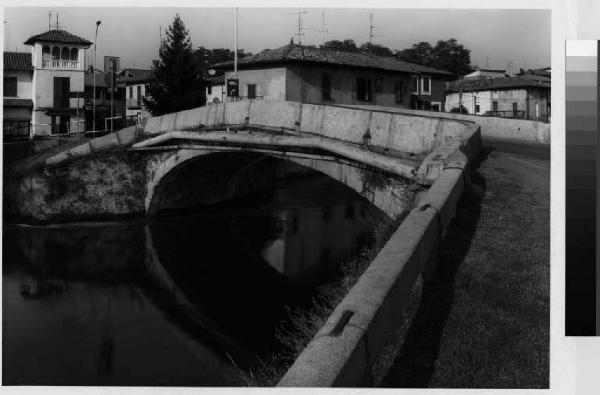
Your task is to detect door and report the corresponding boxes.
[247,84,256,99]
[54,77,70,108]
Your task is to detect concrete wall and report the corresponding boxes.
[278,126,479,388]
[223,68,286,100]
[340,103,550,144]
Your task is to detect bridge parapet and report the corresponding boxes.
[143,100,479,160]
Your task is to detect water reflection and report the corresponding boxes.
[3,173,388,386]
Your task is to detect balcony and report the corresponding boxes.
[42,59,81,70]
[126,97,149,109]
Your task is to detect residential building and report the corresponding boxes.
[23,29,92,136]
[120,68,153,118]
[212,42,453,111]
[3,52,34,140]
[205,74,225,104]
[444,74,551,122]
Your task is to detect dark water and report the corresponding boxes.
[3,173,388,386]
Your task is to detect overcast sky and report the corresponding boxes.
[3,7,550,72]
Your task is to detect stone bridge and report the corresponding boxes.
[5,100,479,222]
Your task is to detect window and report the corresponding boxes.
[356,78,372,101]
[394,80,403,104]
[4,77,17,97]
[475,104,480,113]
[421,76,431,94]
[321,73,332,101]
[137,85,142,106]
[42,45,51,60]
[512,102,518,117]
[70,48,78,61]
[61,47,70,60]
[207,84,212,95]
[129,86,133,99]
[374,76,383,93]
[492,101,498,112]
[247,84,256,99]
[53,77,70,108]
[51,46,60,60]
[410,75,419,93]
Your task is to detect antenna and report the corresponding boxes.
[318,13,328,46]
[286,10,315,46]
[368,13,383,56]
[48,11,51,30]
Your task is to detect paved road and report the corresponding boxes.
[482,136,550,161]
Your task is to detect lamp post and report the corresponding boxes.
[93,20,101,131]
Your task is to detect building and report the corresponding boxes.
[119,68,153,118]
[83,70,126,131]
[212,42,453,111]
[3,52,34,140]
[445,74,551,122]
[464,68,507,78]
[23,29,92,136]
[205,74,226,104]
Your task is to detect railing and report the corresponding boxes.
[3,122,31,141]
[483,110,526,119]
[42,59,80,70]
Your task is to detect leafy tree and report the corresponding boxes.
[395,38,473,77]
[321,39,360,53]
[359,43,394,57]
[431,39,473,77]
[144,15,205,115]
[396,42,434,66]
[193,47,252,70]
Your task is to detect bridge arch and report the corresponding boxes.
[145,148,414,218]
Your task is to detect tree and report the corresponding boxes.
[396,42,434,66]
[144,15,205,115]
[359,43,394,57]
[321,39,360,53]
[395,38,473,78]
[193,47,252,70]
[431,39,473,77]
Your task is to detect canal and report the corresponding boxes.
[3,168,393,386]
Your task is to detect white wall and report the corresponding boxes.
[206,83,226,104]
[224,68,286,101]
[3,70,33,99]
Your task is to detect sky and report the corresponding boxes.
[3,7,551,72]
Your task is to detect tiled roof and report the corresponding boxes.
[447,75,551,92]
[205,74,225,84]
[24,30,92,46]
[119,68,153,84]
[4,52,33,71]
[212,43,453,76]
[4,98,33,108]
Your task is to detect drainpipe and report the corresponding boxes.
[525,88,530,120]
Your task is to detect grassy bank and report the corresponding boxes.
[378,147,550,388]
[238,215,405,386]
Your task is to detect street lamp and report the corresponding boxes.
[93,20,101,131]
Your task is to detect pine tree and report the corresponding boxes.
[144,15,205,115]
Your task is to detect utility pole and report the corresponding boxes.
[318,12,328,46]
[93,20,101,132]
[368,13,383,56]
[234,7,238,76]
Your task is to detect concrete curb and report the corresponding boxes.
[277,124,481,388]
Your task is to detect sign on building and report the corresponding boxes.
[227,79,239,97]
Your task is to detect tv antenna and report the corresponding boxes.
[288,10,315,46]
[318,13,328,45]
[368,13,383,56]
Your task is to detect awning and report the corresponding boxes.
[4,98,33,108]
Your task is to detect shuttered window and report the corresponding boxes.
[4,77,17,97]
[53,77,70,108]
[356,78,372,101]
